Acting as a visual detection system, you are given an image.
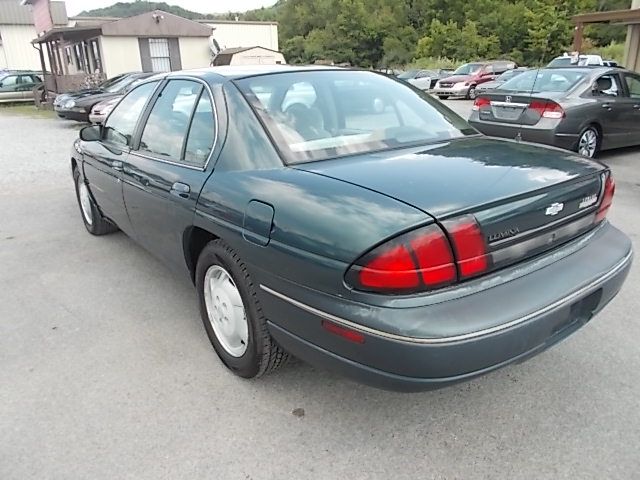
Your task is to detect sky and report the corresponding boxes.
[63,0,278,16]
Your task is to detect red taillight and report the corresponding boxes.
[596,173,615,223]
[529,100,565,119]
[350,224,456,293]
[443,216,489,279]
[472,97,490,111]
[358,244,419,289]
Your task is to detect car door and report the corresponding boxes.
[412,70,433,90]
[590,73,627,149]
[621,72,640,146]
[122,78,217,273]
[0,75,20,102]
[81,81,159,235]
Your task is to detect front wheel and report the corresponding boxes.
[437,95,449,100]
[577,126,600,158]
[73,168,118,235]
[466,85,477,100]
[196,240,289,378]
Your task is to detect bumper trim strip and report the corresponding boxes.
[260,249,632,345]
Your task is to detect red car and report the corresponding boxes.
[433,61,517,100]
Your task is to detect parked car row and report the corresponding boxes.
[54,71,155,122]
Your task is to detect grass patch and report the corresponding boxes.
[0,104,55,119]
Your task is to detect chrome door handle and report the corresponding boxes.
[601,103,612,110]
[170,182,190,199]
[111,160,124,171]
[633,104,640,110]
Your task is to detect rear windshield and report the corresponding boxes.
[499,69,587,93]
[235,70,477,164]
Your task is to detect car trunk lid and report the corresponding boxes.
[296,137,606,273]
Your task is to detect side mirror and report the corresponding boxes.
[80,125,101,142]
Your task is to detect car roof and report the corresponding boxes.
[163,64,343,82]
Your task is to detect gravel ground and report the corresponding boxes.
[1,102,639,480]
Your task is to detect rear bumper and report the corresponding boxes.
[260,222,632,391]
[468,117,578,151]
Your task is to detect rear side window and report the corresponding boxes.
[625,74,640,99]
[501,69,587,93]
[184,92,216,167]
[103,81,158,147]
[139,80,202,161]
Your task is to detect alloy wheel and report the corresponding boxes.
[578,129,598,158]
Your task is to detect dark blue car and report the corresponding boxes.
[71,66,632,391]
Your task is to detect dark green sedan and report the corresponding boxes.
[70,66,632,391]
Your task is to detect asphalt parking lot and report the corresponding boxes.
[1,101,639,479]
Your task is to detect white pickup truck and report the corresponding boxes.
[547,54,618,68]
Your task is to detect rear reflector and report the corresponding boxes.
[529,100,565,119]
[442,216,489,279]
[595,173,615,223]
[472,97,490,111]
[322,320,365,344]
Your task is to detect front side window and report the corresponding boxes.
[236,70,476,164]
[625,74,640,99]
[139,80,202,161]
[103,81,158,146]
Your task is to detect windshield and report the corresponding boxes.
[104,75,139,93]
[398,70,419,79]
[453,63,483,75]
[99,74,127,90]
[500,69,587,93]
[236,70,476,164]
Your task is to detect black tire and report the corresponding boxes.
[576,125,601,159]
[466,85,477,100]
[437,95,449,100]
[73,167,118,235]
[195,240,289,378]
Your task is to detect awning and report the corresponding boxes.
[32,26,103,44]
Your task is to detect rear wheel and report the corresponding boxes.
[577,126,600,158]
[73,168,118,235]
[196,240,289,378]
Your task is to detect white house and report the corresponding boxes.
[0,0,66,70]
